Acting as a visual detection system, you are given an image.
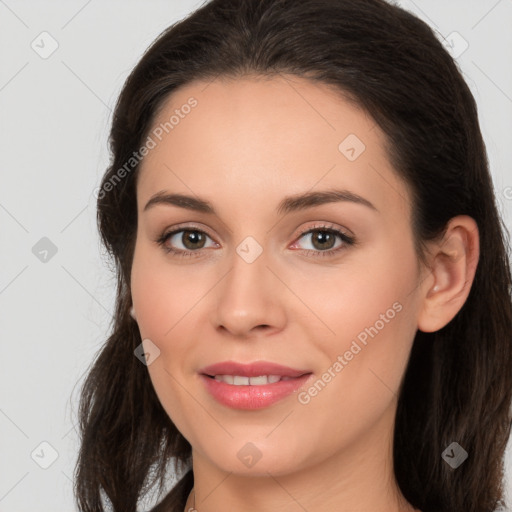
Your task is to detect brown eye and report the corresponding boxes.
[179,230,207,250]
[291,225,356,258]
[156,227,217,256]
[308,230,337,251]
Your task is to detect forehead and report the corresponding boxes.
[136,75,411,222]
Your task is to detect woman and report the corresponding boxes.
[73,0,512,511]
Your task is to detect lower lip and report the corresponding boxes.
[200,374,313,410]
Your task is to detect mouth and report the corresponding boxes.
[199,360,311,379]
[198,361,313,409]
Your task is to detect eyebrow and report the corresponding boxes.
[143,188,378,215]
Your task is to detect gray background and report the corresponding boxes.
[1,0,511,510]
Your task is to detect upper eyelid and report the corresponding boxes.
[163,222,216,240]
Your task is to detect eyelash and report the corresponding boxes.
[155,223,356,259]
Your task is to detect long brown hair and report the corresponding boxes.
[73,1,512,511]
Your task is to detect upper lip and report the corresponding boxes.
[200,361,312,378]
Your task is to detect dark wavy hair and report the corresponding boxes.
[73,0,512,511]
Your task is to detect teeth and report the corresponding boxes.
[213,374,283,385]
[214,374,234,384]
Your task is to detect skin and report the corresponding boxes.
[130,75,479,512]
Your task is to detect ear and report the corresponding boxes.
[417,215,480,333]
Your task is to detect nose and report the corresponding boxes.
[213,244,287,338]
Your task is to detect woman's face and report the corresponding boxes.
[131,75,428,477]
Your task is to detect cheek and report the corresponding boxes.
[314,240,419,386]
[130,244,198,433]
[310,254,414,341]
[131,242,202,340]
[294,267,418,454]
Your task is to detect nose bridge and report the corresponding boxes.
[213,234,285,335]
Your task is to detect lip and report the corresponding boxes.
[199,360,313,410]
[199,360,311,378]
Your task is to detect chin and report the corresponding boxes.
[203,441,307,477]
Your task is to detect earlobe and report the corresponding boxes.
[130,306,137,321]
[417,215,479,333]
